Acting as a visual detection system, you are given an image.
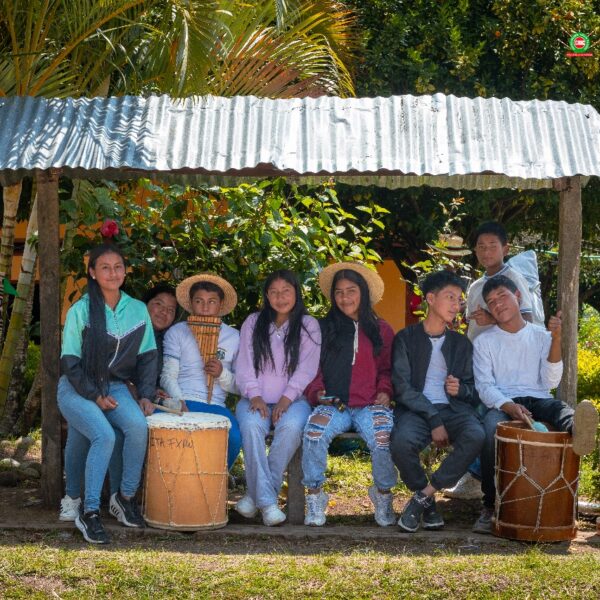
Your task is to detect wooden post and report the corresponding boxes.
[554,177,581,407]
[37,169,63,507]
[287,447,305,525]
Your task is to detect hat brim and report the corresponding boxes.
[427,243,472,257]
[176,273,237,316]
[319,262,384,305]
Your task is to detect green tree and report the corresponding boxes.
[61,178,387,322]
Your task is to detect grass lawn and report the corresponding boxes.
[1,531,598,599]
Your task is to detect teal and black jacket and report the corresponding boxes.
[60,292,158,401]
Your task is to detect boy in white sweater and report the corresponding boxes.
[472,275,598,533]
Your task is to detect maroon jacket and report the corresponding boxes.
[305,318,394,408]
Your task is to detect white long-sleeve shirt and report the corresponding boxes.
[473,323,563,410]
[161,321,239,407]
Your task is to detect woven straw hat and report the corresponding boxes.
[319,262,384,305]
[175,273,237,316]
[427,234,472,257]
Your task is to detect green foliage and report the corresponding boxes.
[61,178,388,326]
[579,305,600,353]
[347,0,600,104]
[23,342,40,395]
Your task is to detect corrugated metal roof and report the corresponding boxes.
[1,94,599,189]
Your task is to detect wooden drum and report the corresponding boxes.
[494,421,579,542]
[143,412,230,531]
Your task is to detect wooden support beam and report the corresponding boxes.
[37,169,63,507]
[554,176,581,407]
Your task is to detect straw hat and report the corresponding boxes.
[175,273,237,316]
[319,262,384,305]
[427,234,472,257]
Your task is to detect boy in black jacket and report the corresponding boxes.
[390,271,484,532]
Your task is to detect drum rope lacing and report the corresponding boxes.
[494,434,578,532]
[145,428,228,528]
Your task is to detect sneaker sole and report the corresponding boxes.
[59,514,78,522]
[304,519,326,527]
[572,400,599,456]
[422,521,445,530]
[75,515,110,544]
[235,505,258,519]
[109,501,144,528]
[397,517,419,533]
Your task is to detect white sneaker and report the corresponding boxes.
[368,486,396,527]
[304,490,329,526]
[235,495,258,518]
[261,504,286,526]
[572,400,599,456]
[442,472,483,500]
[59,495,81,521]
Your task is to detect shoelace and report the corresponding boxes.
[86,512,104,534]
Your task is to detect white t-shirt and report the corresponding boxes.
[161,321,240,407]
[473,323,563,410]
[466,264,533,341]
[422,335,449,405]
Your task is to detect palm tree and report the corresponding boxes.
[0,0,361,416]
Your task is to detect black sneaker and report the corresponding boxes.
[472,506,494,534]
[109,492,145,528]
[398,491,433,532]
[422,498,445,530]
[75,509,110,544]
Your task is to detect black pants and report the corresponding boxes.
[390,405,485,492]
[480,396,575,508]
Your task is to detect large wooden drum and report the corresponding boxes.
[494,421,579,542]
[143,412,230,531]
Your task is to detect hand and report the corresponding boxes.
[139,398,156,416]
[471,305,496,326]
[96,395,118,410]
[250,396,269,419]
[500,401,532,423]
[155,388,169,400]
[272,396,292,425]
[373,392,391,407]
[431,425,449,448]
[317,391,334,405]
[445,375,460,397]
[204,358,224,377]
[547,310,562,339]
[162,396,187,412]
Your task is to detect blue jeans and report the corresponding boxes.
[302,404,398,491]
[58,376,148,513]
[236,397,311,509]
[186,400,242,470]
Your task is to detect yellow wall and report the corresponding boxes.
[374,259,406,333]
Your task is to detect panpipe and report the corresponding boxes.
[187,315,222,403]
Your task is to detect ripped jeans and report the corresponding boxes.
[301,404,398,491]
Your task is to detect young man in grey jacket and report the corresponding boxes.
[390,270,484,532]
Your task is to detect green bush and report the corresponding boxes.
[578,347,600,401]
[24,342,40,394]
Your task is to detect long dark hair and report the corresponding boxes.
[252,270,308,377]
[81,244,126,396]
[322,269,383,356]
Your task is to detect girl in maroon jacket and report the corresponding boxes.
[301,262,397,527]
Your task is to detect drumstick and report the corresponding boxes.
[154,404,183,417]
[522,413,535,430]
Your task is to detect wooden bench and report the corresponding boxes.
[286,432,362,525]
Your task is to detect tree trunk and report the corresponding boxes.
[0,258,37,436]
[14,365,42,437]
[0,181,22,346]
[0,193,38,413]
